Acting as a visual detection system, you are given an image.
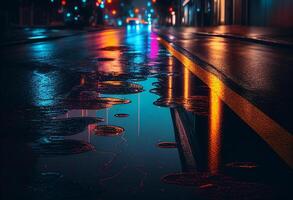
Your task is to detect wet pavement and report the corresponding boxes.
[0,26,292,200]
[157,26,293,44]
[157,28,293,132]
[0,28,83,46]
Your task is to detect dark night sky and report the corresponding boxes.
[132,0,148,8]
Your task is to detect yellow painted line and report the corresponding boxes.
[158,37,293,168]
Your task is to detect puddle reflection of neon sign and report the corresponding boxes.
[149,32,159,60]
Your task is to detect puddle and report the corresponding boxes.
[149,88,161,95]
[94,125,125,137]
[67,96,131,105]
[44,117,104,136]
[97,81,143,94]
[95,57,115,62]
[78,90,99,100]
[64,89,131,109]
[63,100,112,110]
[95,97,131,105]
[154,96,209,115]
[153,72,181,78]
[31,138,95,156]
[152,82,163,87]
[98,45,130,51]
[157,142,177,148]
[97,72,147,82]
[114,113,129,118]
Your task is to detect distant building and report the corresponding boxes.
[178,0,293,27]
[7,0,99,27]
[15,0,132,27]
[19,0,54,26]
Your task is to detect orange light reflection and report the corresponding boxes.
[167,56,174,102]
[183,67,190,99]
[208,87,223,174]
[96,30,123,73]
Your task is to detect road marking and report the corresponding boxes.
[158,37,293,168]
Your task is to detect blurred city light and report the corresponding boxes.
[117,19,123,26]
[61,0,66,6]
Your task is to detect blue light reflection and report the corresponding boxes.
[31,71,59,106]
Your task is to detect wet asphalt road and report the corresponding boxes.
[157,27,293,132]
[0,27,292,200]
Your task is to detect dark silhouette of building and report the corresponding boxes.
[176,0,293,27]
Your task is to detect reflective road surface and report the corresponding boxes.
[0,26,292,200]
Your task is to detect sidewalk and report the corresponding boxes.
[0,28,83,46]
[158,25,293,47]
[0,26,106,47]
